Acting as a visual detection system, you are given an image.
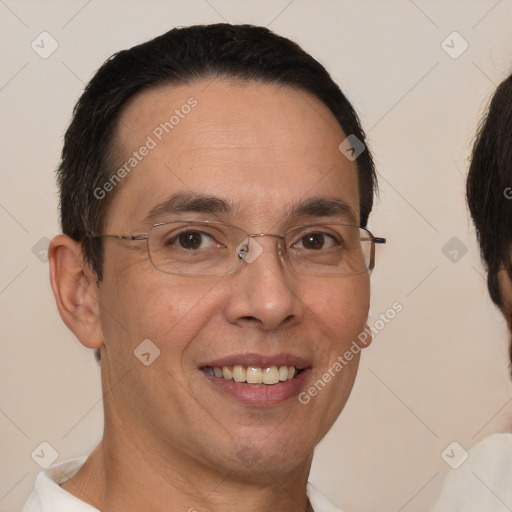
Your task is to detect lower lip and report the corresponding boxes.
[202,369,310,406]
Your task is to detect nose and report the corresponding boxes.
[223,235,303,331]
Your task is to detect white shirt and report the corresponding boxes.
[430,433,512,511]
[23,457,343,512]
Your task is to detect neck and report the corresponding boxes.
[60,404,313,512]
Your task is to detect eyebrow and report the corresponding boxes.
[144,192,233,223]
[286,197,358,224]
[143,192,358,225]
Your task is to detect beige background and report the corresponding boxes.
[2,0,512,510]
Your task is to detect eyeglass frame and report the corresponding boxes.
[87,219,386,277]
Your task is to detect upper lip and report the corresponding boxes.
[199,352,311,370]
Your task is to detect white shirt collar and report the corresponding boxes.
[23,457,96,512]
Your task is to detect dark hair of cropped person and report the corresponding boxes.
[466,73,512,366]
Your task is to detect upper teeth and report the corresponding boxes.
[205,365,297,385]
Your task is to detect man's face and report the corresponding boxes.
[97,79,371,477]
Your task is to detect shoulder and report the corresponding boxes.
[430,433,512,512]
[458,433,512,479]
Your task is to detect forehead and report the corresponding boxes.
[105,79,360,231]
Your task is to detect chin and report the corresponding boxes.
[221,431,317,476]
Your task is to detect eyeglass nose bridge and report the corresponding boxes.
[236,233,286,264]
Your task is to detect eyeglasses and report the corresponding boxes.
[89,220,386,277]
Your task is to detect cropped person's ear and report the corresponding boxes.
[498,264,512,308]
[49,235,103,349]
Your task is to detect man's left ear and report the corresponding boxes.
[48,235,103,350]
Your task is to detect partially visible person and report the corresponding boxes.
[430,73,512,511]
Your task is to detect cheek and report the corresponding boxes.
[99,264,223,360]
[306,275,370,337]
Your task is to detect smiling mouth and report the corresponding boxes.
[202,365,302,385]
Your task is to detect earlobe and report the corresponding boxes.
[49,235,103,349]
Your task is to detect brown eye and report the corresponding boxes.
[178,231,203,250]
[164,230,217,250]
[301,233,325,250]
[293,231,338,251]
